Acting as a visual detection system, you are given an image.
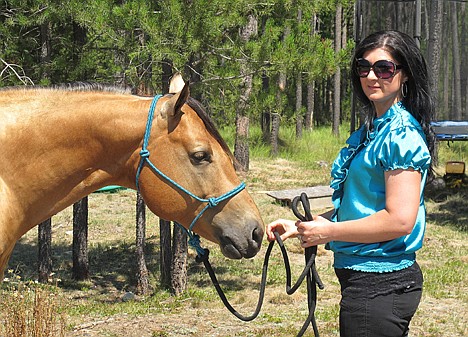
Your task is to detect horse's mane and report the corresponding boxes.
[52,82,135,94]
[0,82,233,158]
[0,82,134,94]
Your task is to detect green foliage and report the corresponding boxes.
[1,0,355,128]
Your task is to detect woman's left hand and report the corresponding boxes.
[296,215,334,247]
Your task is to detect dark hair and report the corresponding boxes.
[351,30,436,175]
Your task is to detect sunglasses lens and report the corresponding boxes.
[356,59,371,77]
[373,60,396,79]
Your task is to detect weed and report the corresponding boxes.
[0,274,66,337]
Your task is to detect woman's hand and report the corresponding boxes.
[266,219,299,242]
[267,215,334,246]
[296,215,334,248]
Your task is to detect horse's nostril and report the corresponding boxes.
[252,225,264,247]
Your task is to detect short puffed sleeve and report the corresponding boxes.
[377,125,431,172]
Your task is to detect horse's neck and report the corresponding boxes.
[1,90,152,228]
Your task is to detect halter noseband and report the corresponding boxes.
[135,95,246,257]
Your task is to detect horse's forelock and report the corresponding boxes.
[186,97,234,159]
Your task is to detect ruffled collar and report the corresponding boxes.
[373,101,404,133]
[330,101,404,216]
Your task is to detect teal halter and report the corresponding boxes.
[135,95,246,256]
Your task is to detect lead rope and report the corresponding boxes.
[196,230,324,336]
[136,95,323,335]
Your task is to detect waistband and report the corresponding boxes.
[333,252,416,273]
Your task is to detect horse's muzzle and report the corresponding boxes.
[219,220,264,259]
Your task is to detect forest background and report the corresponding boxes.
[1,0,467,171]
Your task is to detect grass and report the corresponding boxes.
[2,125,467,337]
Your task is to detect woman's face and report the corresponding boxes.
[359,48,407,117]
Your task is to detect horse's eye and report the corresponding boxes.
[191,151,211,164]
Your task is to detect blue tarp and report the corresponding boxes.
[94,185,125,193]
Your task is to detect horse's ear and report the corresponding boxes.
[169,73,185,94]
[160,80,190,120]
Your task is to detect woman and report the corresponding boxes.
[267,30,435,337]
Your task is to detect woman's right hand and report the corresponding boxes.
[266,219,299,242]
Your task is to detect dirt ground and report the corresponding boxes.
[5,158,467,337]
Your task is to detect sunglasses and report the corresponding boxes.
[356,58,403,79]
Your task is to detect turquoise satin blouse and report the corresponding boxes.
[327,102,431,272]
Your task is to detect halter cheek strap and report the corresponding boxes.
[135,95,246,257]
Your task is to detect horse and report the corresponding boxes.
[0,76,264,281]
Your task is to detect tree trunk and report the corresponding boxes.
[38,219,52,283]
[40,22,51,80]
[305,13,317,131]
[442,17,450,118]
[73,197,89,280]
[462,4,468,119]
[270,112,280,156]
[135,192,149,295]
[306,81,315,130]
[171,224,188,295]
[271,25,289,155]
[261,71,271,140]
[332,3,342,136]
[296,72,303,139]
[37,21,53,284]
[460,4,467,119]
[234,115,250,171]
[295,9,303,139]
[427,0,443,119]
[234,14,257,172]
[450,2,462,120]
[133,31,153,294]
[159,219,172,289]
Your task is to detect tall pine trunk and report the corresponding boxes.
[37,21,53,283]
[134,30,153,294]
[295,72,303,139]
[428,0,443,119]
[295,9,303,139]
[332,3,342,136]
[450,2,462,120]
[234,14,257,172]
[306,82,315,130]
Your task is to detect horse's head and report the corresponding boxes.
[136,75,264,259]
